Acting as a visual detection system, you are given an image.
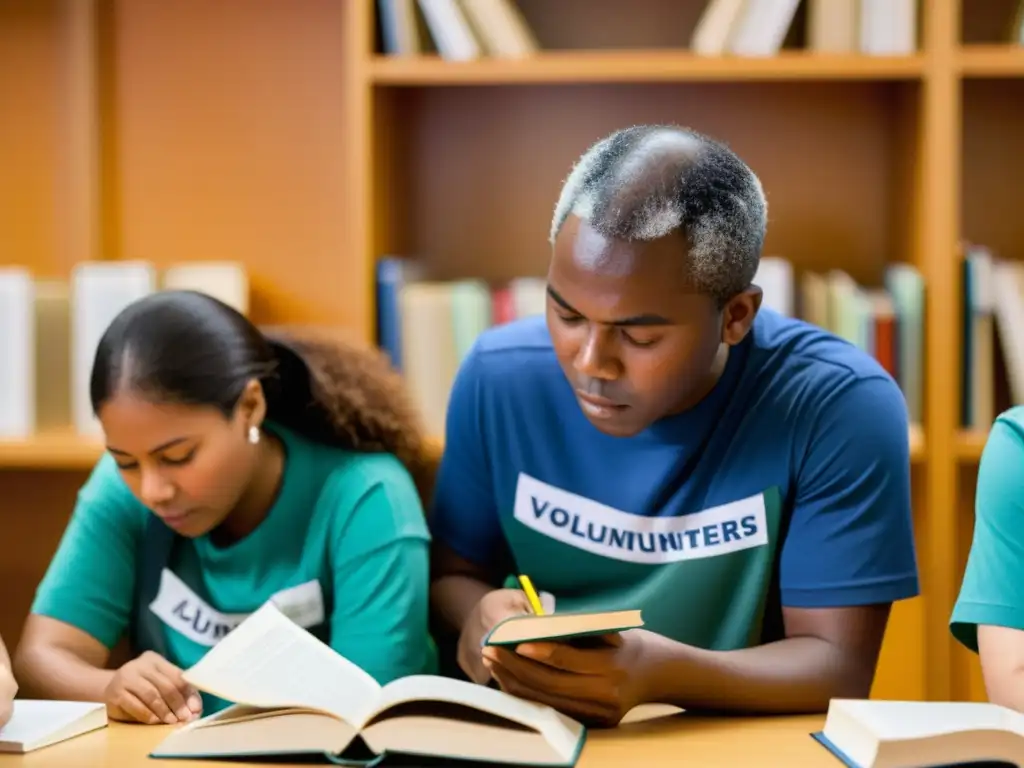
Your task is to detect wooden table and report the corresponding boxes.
[8,714,836,766]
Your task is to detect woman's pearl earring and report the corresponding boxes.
[248,426,260,445]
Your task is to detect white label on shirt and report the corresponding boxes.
[513,472,769,565]
[147,569,325,647]
[269,579,325,629]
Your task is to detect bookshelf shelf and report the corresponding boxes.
[0,431,103,470]
[959,45,1024,77]
[369,51,927,85]
[0,429,925,470]
[0,433,448,471]
[956,430,988,462]
[909,425,925,462]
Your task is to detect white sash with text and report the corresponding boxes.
[513,473,769,565]
[147,570,326,647]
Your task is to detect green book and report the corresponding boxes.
[484,609,645,647]
[150,603,587,767]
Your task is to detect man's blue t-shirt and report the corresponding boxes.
[430,309,919,651]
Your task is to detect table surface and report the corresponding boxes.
[9,713,836,766]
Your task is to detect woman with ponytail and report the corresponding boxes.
[14,290,437,725]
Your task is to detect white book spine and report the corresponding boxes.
[161,261,250,316]
[0,269,35,438]
[860,0,916,55]
[753,256,794,317]
[510,277,547,319]
[71,261,156,436]
[691,0,747,56]
[418,0,481,61]
[729,0,801,57]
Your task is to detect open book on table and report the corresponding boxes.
[150,602,587,766]
[813,697,1024,767]
[483,609,644,647]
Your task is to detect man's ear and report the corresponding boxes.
[721,287,762,346]
[235,378,267,429]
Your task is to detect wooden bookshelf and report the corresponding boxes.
[0,0,1020,707]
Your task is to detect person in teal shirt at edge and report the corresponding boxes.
[950,405,1024,710]
[13,290,437,726]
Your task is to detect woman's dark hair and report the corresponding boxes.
[90,290,436,504]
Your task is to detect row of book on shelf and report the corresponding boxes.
[376,257,546,437]
[962,244,1024,433]
[0,262,248,441]
[374,255,926,441]
[4,248,1007,448]
[377,0,918,61]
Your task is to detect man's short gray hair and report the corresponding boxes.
[550,125,767,306]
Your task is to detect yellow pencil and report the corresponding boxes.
[517,574,546,615]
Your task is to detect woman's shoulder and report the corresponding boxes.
[278,425,425,516]
[981,406,1024,467]
[315,447,429,545]
[320,447,421,508]
[992,406,1024,437]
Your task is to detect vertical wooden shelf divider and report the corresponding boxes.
[343,0,376,345]
[919,0,960,703]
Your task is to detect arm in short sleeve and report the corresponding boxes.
[31,455,142,649]
[327,468,435,685]
[779,375,920,608]
[428,344,502,569]
[950,415,1024,652]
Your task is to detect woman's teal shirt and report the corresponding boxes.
[952,406,1024,652]
[31,422,437,713]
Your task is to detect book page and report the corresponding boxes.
[368,675,585,761]
[372,675,576,744]
[1002,706,1024,737]
[183,602,380,725]
[836,699,1011,739]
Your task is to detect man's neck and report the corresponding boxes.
[668,343,731,416]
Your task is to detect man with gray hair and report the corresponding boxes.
[428,125,918,726]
